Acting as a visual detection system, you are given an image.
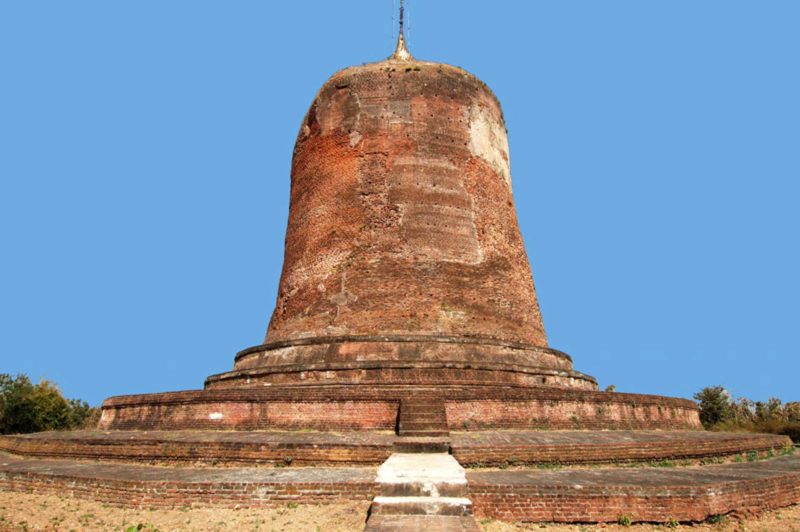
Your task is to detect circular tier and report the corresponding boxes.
[96,385,699,432]
[0,430,790,467]
[205,336,596,390]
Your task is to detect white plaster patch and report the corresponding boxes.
[468,104,511,188]
[208,412,224,420]
[349,130,362,147]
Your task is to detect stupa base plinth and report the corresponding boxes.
[96,384,701,432]
[206,336,598,390]
[1,436,797,524]
[1,429,790,468]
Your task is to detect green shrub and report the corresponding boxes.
[694,386,732,428]
[780,423,800,444]
[0,373,99,434]
[695,387,800,444]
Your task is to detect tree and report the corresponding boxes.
[694,385,733,429]
[0,373,37,434]
[0,373,98,434]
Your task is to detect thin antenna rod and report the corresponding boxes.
[390,0,413,61]
[399,0,404,39]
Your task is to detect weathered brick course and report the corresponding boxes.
[451,430,792,466]
[2,451,799,522]
[0,452,377,508]
[0,430,788,468]
[97,385,701,432]
[467,455,800,523]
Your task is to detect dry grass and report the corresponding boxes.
[0,492,368,531]
[0,491,798,531]
[479,504,800,532]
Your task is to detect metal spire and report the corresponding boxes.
[390,0,413,61]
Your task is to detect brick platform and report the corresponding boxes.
[0,430,395,466]
[467,454,800,523]
[98,385,702,432]
[0,430,790,468]
[209,337,597,390]
[2,450,799,523]
[0,451,377,508]
[451,430,793,466]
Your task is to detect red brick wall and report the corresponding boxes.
[100,400,398,431]
[0,435,392,466]
[447,398,701,431]
[2,459,798,522]
[453,434,792,466]
[468,472,800,523]
[0,472,377,509]
[267,61,549,349]
[98,385,700,432]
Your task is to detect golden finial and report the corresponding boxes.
[390,0,413,61]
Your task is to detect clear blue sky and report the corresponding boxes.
[1,1,797,406]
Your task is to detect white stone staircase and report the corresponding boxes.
[365,453,479,530]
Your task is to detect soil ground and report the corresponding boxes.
[481,506,800,532]
[0,492,798,531]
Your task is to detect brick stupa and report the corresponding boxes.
[95,21,701,435]
[206,37,594,394]
[3,15,797,527]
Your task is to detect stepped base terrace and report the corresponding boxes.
[1,443,798,526]
[96,384,702,433]
[0,429,791,467]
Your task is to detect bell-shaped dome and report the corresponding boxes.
[206,47,596,391]
[270,56,545,344]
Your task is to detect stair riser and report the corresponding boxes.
[364,515,482,532]
[399,398,449,437]
[370,501,472,517]
[380,482,467,498]
[392,442,451,453]
[400,424,449,431]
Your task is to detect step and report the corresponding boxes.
[401,416,447,422]
[398,397,449,437]
[400,422,449,430]
[399,430,450,437]
[401,411,447,418]
[365,515,481,532]
[370,496,472,516]
[400,406,447,413]
[401,417,447,423]
[380,479,467,497]
[393,437,450,454]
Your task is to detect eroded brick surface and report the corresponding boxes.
[467,455,800,523]
[0,430,395,466]
[2,451,799,521]
[269,60,545,347]
[97,386,701,432]
[2,430,785,468]
[452,430,793,465]
[0,451,377,508]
